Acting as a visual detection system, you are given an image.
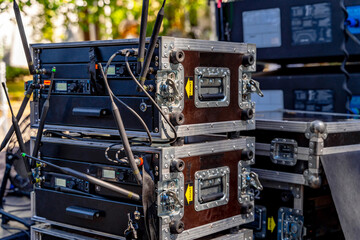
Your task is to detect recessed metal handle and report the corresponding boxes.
[199,93,225,101]
[66,206,101,220]
[72,107,108,117]
[200,192,225,203]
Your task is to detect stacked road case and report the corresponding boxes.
[29,37,262,239]
[242,110,360,240]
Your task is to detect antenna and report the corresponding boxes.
[139,0,166,87]
[137,0,150,74]
[24,153,141,201]
[31,67,56,162]
[1,82,33,183]
[13,0,35,75]
[0,84,35,152]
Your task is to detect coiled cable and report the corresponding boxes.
[340,0,354,114]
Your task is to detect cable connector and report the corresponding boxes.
[346,17,360,28]
[117,48,139,57]
[34,67,56,75]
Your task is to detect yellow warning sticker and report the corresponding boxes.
[267,216,276,233]
[185,78,193,99]
[185,183,193,205]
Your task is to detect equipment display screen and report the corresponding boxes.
[102,169,116,179]
[347,6,360,35]
[55,82,67,91]
[107,65,116,75]
[55,178,67,187]
[243,8,281,48]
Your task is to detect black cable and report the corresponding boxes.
[8,208,30,214]
[104,143,143,166]
[346,28,360,46]
[44,130,148,146]
[44,130,108,141]
[102,51,153,146]
[98,65,143,185]
[111,96,152,146]
[1,225,30,238]
[3,203,30,208]
[340,0,354,114]
[139,0,166,87]
[105,143,124,164]
[104,52,119,75]
[125,52,178,144]
[44,130,114,142]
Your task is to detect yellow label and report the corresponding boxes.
[185,184,193,204]
[267,216,276,233]
[185,78,193,98]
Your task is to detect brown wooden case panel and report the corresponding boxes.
[181,51,245,125]
[181,150,244,229]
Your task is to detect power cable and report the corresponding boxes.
[98,64,143,185]
[125,52,178,144]
[102,50,153,146]
[340,0,354,114]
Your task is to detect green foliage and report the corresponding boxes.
[0,0,210,42]
[6,65,29,82]
[6,80,26,100]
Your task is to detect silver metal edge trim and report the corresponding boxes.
[31,223,107,240]
[31,217,124,239]
[322,144,360,155]
[252,168,306,185]
[260,180,302,192]
[175,213,254,239]
[175,120,255,138]
[31,191,36,218]
[326,122,360,133]
[255,120,308,132]
[38,137,255,158]
[174,137,255,158]
[31,37,251,53]
[255,143,309,161]
[256,118,360,133]
[172,37,250,54]
[31,38,145,48]
[38,119,255,140]
[211,229,253,240]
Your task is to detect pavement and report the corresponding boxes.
[0,195,31,239]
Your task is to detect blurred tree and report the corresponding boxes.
[0,0,211,42]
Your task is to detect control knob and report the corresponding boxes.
[68,83,79,92]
